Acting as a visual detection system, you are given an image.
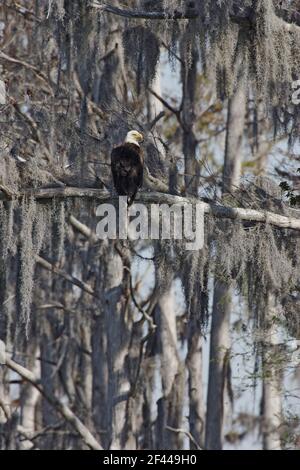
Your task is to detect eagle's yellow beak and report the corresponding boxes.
[135,131,144,143]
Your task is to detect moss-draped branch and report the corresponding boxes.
[1,187,299,231]
[93,2,300,31]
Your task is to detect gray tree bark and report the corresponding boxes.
[155,286,185,450]
[180,34,205,449]
[262,296,282,450]
[205,81,247,450]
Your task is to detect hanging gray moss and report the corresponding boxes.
[0,199,18,335]
[179,212,214,329]
[17,197,37,335]
[253,0,300,105]
[122,26,160,94]
[154,239,178,295]
[5,200,17,257]
[0,199,17,260]
[144,1,296,134]
[0,155,20,194]
[9,197,49,336]
[33,203,50,255]
[212,216,300,328]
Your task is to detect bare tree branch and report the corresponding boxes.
[69,214,95,240]
[148,88,182,124]
[93,2,300,31]
[4,355,103,450]
[165,425,202,450]
[0,52,53,93]
[36,255,99,299]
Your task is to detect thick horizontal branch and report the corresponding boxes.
[94,2,300,31]
[28,187,108,199]
[4,353,102,450]
[141,192,300,231]
[93,3,199,20]
[2,187,297,231]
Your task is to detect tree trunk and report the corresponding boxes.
[262,295,282,450]
[205,81,246,450]
[181,39,199,195]
[155,285,185,450]
[186,320,204,449]
[103,245,133,450]
[180,35,205,448]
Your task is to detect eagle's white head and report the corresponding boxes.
[125,130,144,147]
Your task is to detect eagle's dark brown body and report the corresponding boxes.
[111,142,144,205]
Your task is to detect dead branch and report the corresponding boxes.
[165,425,202,450]
[0,52,53,93]
[35,255,99,299]
[4,355,103,450]
[148,88,183,129]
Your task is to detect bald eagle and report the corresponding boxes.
[111,130,144,206]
